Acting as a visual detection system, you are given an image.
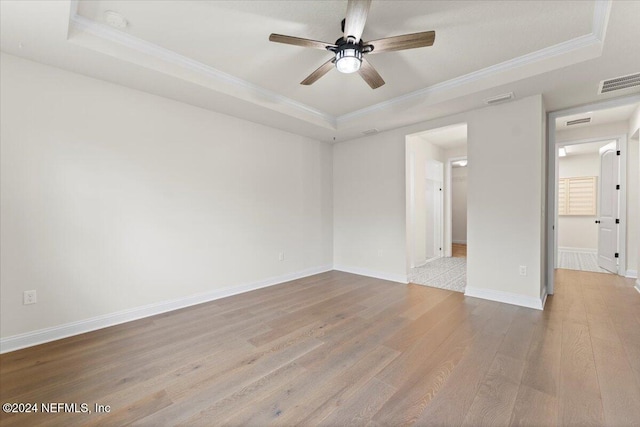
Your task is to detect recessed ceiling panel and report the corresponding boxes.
[77,0,594,116]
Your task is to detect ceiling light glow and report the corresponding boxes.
[335,48,362,74]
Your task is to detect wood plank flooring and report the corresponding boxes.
[452,243,467,258]
[1,269,639,426]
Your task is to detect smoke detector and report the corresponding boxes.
[104,11,128,29]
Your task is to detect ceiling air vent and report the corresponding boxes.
[566,117,591,126]
[362,128,379,135]
[484,92,514,105]
[598,72,640,94]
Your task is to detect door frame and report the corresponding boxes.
[445,156,467,258]
[546,94,639,295]
[554,136,627,275]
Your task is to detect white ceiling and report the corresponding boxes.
[555,103,640,130]
[413,123,467,149]
[1,0,639,142]
[76,0,593,116]
[562,140,613,156]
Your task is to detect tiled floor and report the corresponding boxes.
[409,256,466,293]
[558,250,611,274]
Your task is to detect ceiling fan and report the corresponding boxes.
[268,0,435,89]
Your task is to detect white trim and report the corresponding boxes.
[555,134,627,277]
[67,1,609,129]
[337,33,602,124]
[636,280,640,294]
[452,240,468,245]
[333,265,408,284]
[0,264,332,354]
[68,14,335,129]
[407,148,420,268]
[592,0,612,41]
[625,270,638,279]
[546,94,640,295]
[559,247,597,254]
[464,286,546,310]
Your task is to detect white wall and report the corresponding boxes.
[557,119,638,273]
[557,153,600,251]
[467,95,545,300]
[629,105,640,279]
[0,53,333,339]
[334,95,546,306]
[451,166,468,244]
[444,146,468,254]
[626,137,638,275]
[406,136,444,267]
[332,130,407,283]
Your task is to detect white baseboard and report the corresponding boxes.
[0,264,333,354]
[464,286,545,310]
[452,240,467,245]
[625,269,638,279]
[333,265,408,284]
[558,247,597,254]
[636,280,640,294]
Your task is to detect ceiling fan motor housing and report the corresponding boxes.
[329,38,373,74]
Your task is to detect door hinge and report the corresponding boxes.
[617,150,621,155]
[614,253,619,258]
[616,219,620,224]
[439,188,442,191]
[616,184,620,190]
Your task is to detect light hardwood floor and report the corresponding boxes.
[452,243,467,258]
[1,269,639,426]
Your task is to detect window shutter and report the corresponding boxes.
[559,176,597,216]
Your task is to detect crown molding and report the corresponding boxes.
[68,11,336,129]
[68,0,609,130]
[337,33,603,124]
[592,0,612,41]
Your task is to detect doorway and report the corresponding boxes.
[556,139,620,273]
[405,123,468,292]
[449,157,468,259]
[547,95,640,295]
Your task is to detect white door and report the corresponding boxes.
[425,160,444,260]
[597,144,619,273]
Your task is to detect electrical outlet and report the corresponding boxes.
[23,290,37,305]
[278,252,285,261]
[519,266,527,276]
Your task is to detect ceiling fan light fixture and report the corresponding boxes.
[335,48,362,74]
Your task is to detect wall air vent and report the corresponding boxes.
[362,128,379,135]
[566,117,591,126]
[598,72,640,94]
[484,92,514,105]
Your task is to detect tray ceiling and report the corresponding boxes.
[2,1,639,141]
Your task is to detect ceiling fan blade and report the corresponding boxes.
[269,34,335,50]
[344,0,371,43]
[301,58,335,85]
[358,58,385,89]
[367,31,435,54]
